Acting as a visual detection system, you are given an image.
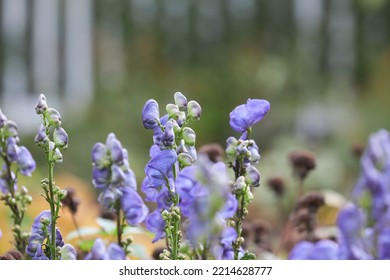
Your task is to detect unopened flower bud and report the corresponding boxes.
[49,141,63,164]
[182,127,196,146]
[245,166,260,188]
[108,137,124,165]
[0,109,7,128]
[142,99,160,129]
[178,153,193,167]
[187,100,202,121]
[248,143,260,164]
[58,189,67,200]
[60,244,77,260]
[226,137,238,158]
[161,210,170,220]
[166,103,180,120]
[53,127,68,150]
[40,216,50,226]
[34,125,48,147]
[25,195,32,204]
[45,108,62,128]
[234,176,246,191]
[174,92,187,111]
[161,119,175,147]
[35,94,48,114]
[91,142,109,167]
[6,136,19,162]
[4,120,18,138]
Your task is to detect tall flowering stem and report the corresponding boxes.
[91,133,148,255]
[227,99,270,259]
[142,92,201,260]
[0,109,35,254]
[34,94,68,259]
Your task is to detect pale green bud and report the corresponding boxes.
[45,108,62,128]
[182,127,196,146]
[174,92,187,111]
[166,103,180,120]
[178,153,193,167]
[187,100,202,121]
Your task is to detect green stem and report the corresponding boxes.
[116,201,123,247]
[171,215,179,260]
[2,154,25,252]
[233,157,247,260]
[48,161,57,260]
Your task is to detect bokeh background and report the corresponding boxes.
[1,0,390,256]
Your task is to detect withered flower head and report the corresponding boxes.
[267,176,286,197]
[295,191,325,212]
[0,250,24,260]
[251,219,271,245]
[152,247,165,260]
[99,208,117,221]
[61,188,80,214]
[288,149,316,180]
[198,143,225,163]
[351,143,364,159]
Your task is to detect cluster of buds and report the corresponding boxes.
[26,210,76,260]
[227,138,261,189]
[0,109,36,254]
[34,94,68,164]
[142,92,201,169]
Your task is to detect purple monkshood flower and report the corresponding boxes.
[145,149,177,188]
[229,99,270,133]
[378,226,390,259]
[0,165,17,194]
[92,134,137,192]
[120,187,149,226]
[6,136,19,162]
[26,210,66,259]
[145,209,166,243]
[60,244,77,260]
[17,146,36,176]
[4,136,36,176]
[85,238,126,260]
[92,133,147,225]
[289,240,339,260]
[142,99,160,129]
[336,203,373,260]
[33,246,50,260]
[352,130,390,224]
[175,156,238,251]
[212,227,240,260]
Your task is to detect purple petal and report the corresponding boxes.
[106,243,126,260]
[91,142,108,167]
[17,146,36,176]
[142,99,160,129]
[145,149,177,187]
[121,187,149,226]
[229,99,270,132]
[145,209,166,243]
[6,137,19,162]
